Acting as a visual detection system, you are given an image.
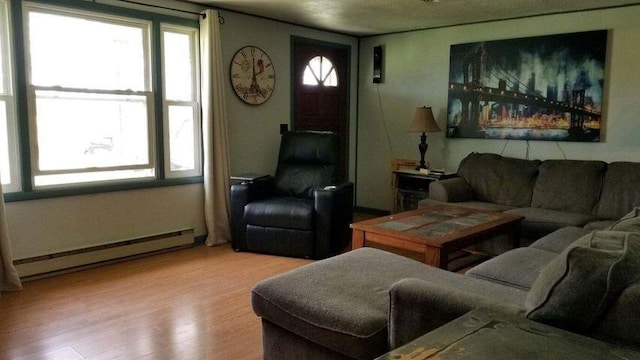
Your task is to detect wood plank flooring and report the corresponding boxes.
[0,244,312,360]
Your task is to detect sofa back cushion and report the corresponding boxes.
[525,230,640,334]
[457,153,541,207]
[531,160,606,215]
[596,162,640,220]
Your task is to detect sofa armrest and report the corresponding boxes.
[314,182,354,258]
[388,278,524,349]
[429,177,474,202]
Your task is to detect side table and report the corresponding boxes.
[230,173,269,184]
[392,170,454,213]
[376,308,639,359]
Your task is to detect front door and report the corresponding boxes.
[292,37,350,182]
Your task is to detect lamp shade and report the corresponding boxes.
[407,106,441,133]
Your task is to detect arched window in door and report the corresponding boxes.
[302,56,338,87]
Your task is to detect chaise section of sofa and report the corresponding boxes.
[252,206,640,359]
[251,247,528,360]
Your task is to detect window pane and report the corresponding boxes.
[168,105,195,171]
[0,101,9,184]
[320,58,334,82]
[309,56,321,80]
[163,31,193,101]
[28,11,147,91]
[326,69,338,87]
[303,65,318,85]
[35,90,150,171]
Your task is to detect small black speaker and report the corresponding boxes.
[373,45,383,83]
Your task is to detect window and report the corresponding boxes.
[161,25,201,178]
[303,56,338,87]
[13,3,202,192]
[0,0,19,192]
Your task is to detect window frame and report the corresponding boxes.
[0,0,20,193]
[160,23,202,179]
[2,0,203,201]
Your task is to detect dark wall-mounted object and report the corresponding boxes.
[280,123,289,135]
[373,45,383,83]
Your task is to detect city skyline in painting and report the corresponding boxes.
[446,30,608,142]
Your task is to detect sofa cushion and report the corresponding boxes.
[608,207,640,233]
[457,153,541,207]
[529,226,592,254]
[592,282,640,348]
[584,220,616,231]
[419,198,515,213]
[506,207,598,240]
[466,248,558,290]
[525,231,640,334]
[531,160,606,215]
[596,162,640,220]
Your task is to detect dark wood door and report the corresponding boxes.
[292,38,350,182]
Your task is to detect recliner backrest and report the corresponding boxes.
[274,131,339,198]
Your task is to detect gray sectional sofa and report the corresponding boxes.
[251,153,640,360]
[422,152,640,253]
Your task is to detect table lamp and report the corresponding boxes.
[407,106,441,170]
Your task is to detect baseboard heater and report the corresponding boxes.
[14,228,194,281]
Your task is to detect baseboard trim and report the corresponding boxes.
[15,228,195,281]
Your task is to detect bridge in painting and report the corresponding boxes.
[448,44,601,136]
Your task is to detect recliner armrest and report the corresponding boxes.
[388,278,524,349]
[313,182,354,258]
[230,177,275,251]
[429,177,474,202]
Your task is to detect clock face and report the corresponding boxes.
[230,46,276,105]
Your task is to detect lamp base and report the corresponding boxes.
[415,132,428,171]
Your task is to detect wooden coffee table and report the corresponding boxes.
[350,204,523,269]
[375,308,639,359]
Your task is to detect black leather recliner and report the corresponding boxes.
[230,131,354,259]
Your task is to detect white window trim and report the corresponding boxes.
[160,24,202,179]
[22,2,158,188]
[0,0,20,192]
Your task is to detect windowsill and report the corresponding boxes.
[3,176,204,202]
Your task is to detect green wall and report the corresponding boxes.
[357,5,640,211]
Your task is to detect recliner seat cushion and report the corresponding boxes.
[531,160,606,214]
[245,197,314,230]
[525,230,640,333]
[457,153,541,207]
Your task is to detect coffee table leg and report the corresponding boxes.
[507,223,521,249]
[352,229,365,250]
[424,247,447,269]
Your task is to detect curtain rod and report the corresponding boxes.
[110,0,225,23]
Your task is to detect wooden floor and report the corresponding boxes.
[0,244,312,360]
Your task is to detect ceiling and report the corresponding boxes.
[186,0,640,36]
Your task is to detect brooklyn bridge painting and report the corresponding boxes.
[446,30,608,142]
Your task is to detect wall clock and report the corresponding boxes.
[230,46,276,105]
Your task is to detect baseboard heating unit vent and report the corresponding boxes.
[15,228,194,281]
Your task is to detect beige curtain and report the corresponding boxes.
[0,183,21,294]
[200,9,231,246]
